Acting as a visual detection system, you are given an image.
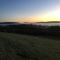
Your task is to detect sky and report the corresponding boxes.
[0,0,60,22]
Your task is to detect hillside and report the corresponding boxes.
[0,32,60,60]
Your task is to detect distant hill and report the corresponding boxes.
[0,21,60,27]
[0,22,19,24]
[0,22,20,26]
[36,21,60,23]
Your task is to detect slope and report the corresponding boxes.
[0,32,60,60]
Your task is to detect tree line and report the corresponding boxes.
[0,24,60,37]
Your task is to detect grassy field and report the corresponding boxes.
[0,32,60,60]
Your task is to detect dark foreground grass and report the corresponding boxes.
[0,32,60,60]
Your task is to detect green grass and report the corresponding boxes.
[0,32,60,60]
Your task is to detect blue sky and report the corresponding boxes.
[0,0,60,22]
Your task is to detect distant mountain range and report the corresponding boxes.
[0,21,60,24]
[0,22,19,24]
[0,21,60,26]
[36,21,60,23]
[0,22,20,26]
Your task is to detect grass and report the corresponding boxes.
[0,32,60,60]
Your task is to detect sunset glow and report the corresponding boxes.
[17,8,60,22]
[0,0,60,22]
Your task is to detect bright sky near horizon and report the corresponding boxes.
[0,0,60,22]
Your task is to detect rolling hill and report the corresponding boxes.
[0,32,60,60]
